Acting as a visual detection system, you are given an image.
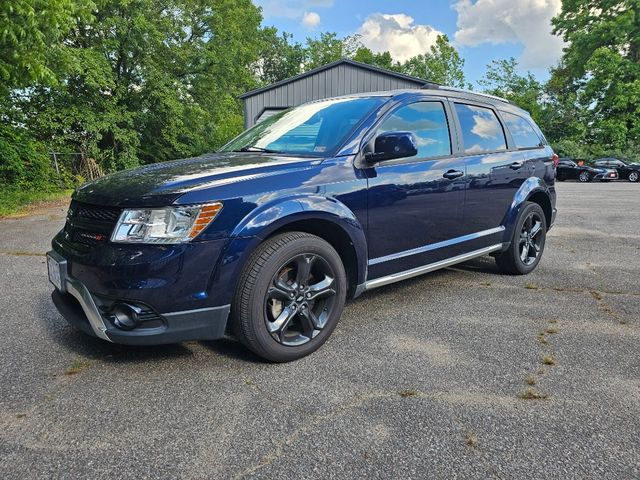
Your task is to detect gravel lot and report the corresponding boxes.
[1,182,638,479]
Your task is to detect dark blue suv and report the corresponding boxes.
[48,88,557,362]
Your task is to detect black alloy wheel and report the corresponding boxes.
[495,201,547,275]
[265,253,337,346]
[578,171,590,182]
[232,232,346,362]
[518,210,544,266]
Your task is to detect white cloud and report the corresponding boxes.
[302,11,321,28]
[357,13,443,63]
[258,0,333,20]
[453,0,565,69]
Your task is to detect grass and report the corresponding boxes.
[525,283,540,290]
[542,355,557,366]
[518,387,549,400]
[65,358,91,376]
[0,187,72,218]
[545,327,559,334]
[525,376,537,386]
[465,432,478,448]
[398,389,419,398]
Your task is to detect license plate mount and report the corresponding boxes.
[47,253,67,292]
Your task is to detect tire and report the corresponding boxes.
[578,171,591,182]
[495,202,547,275]
[232,232,347,362]
[629,171,639,182]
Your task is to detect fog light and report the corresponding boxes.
[109,303,142,330]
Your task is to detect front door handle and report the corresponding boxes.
[443,169,464,180]
[510,161,525,170]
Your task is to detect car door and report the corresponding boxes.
[452,103,531,239]
[364,98,467,279]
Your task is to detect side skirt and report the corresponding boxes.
[364,243,505,291]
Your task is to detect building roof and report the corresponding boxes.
[239,58,436,99]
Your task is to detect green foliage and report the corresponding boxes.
[550,0,640,153]
[256,28,306,84]
[401,35,466,87]
[0,0,91,94]
[16,0,263,170]
[479,58,544,120]
[0,122,58,188]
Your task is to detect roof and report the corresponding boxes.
[239,58,435,99]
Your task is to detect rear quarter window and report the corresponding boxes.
[501,111,543,149]
[454,103,507,154]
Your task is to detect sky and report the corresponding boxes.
[253,0,566,87]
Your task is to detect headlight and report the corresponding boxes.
[111,203,222,244]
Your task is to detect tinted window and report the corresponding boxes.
[455,103,507,153]
[501,112,542,148]
[377,102,451,158]
[220,96,386,156]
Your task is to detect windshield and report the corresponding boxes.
[220,96,386,156]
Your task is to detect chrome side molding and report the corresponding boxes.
[365,243,504,290]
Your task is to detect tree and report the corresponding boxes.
[304,32,361,70]
[256,28,305,85]
[400,35,466,87]
[21,0,264,170]
[551,0,640,152]
[352,47,399,71]
[479,58,544,121]
[0,0,91,95]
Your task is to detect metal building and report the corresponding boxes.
[240,58,429,128]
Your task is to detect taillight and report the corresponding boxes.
[552,153,559,168]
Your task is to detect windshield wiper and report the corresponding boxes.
[234,146,282,154]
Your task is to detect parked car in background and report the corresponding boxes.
[593,158,640,182]
[556,158,618,182]
[48,88,557,362]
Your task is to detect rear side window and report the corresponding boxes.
[501,112,543,149]
[377,101,451,158]
[454,103,507,154]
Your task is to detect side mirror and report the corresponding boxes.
[365,131,418,162]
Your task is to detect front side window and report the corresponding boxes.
[220,97,386,156]
[501,111,542,149]
[455,103,507,154]
[377,102,451,158]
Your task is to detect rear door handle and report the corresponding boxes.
[510,161,525,170]
[443,169,464,180]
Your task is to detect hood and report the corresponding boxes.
[73,152,320,207]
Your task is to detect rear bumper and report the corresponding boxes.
[48,250,230,345]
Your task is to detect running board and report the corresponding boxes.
[365,243,505,290]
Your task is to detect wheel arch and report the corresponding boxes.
[215,196,368,304]
[502,177,553,245]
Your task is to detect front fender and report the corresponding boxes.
[501,177,552,245]
[209,195,367,305]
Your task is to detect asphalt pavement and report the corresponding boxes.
[0,181,638,479]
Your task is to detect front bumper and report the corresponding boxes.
[47,249,230,345]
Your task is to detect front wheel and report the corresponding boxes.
[495,202,547,275]
[232,232,347,362]
[629,171,639,182]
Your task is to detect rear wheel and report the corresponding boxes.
[578,171,591,182]
[232,232,346,362]
[495,202,547,275]
[629,171,639,182]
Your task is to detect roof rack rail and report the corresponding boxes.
[421,84,511,104]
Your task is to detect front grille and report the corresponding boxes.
[64,201,122,251]
[68,202,122,223]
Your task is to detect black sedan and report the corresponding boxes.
[556,158,618,182]
[593,158,640,182]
